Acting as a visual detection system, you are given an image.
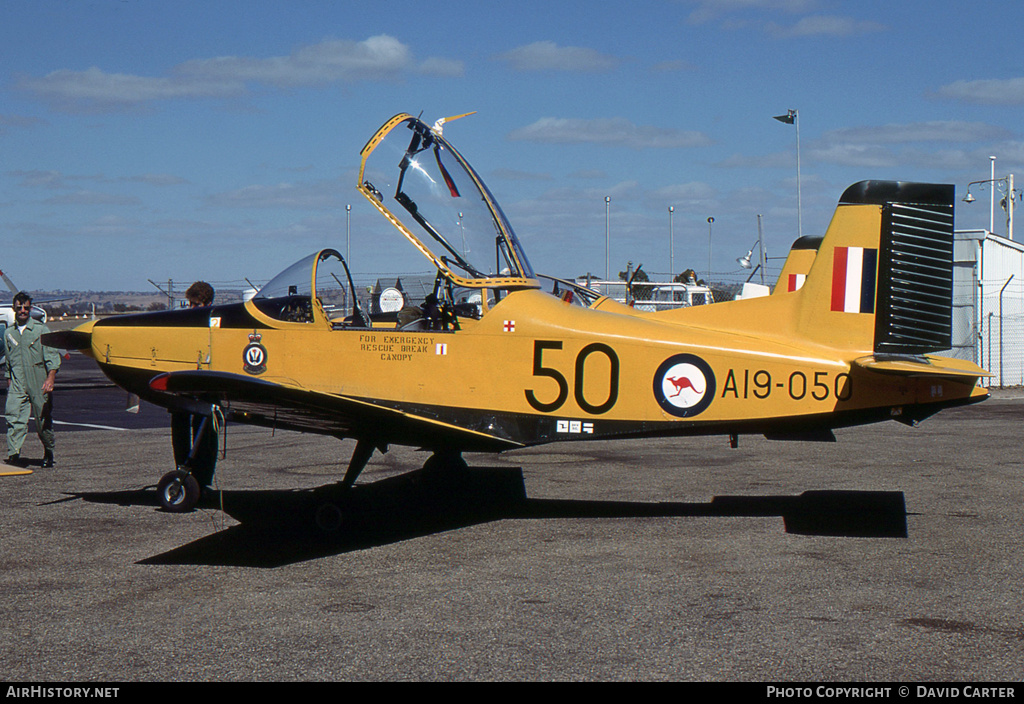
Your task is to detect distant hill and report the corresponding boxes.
[14,289,248,316]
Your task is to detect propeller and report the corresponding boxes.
[41,330,92,350]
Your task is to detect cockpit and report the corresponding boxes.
[251,248,370,328]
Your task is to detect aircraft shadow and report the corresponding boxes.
[66,466,908,568]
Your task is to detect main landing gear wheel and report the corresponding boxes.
[158,470,201,513]
[422,451,469,475]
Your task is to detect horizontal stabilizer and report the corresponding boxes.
[854,355,992,379]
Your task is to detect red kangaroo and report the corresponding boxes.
[667,375,703,397]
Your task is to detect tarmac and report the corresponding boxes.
[1,352,1022,682]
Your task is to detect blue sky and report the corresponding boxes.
[3,0,1023,292]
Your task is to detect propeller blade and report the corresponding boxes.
[41,330,92,350]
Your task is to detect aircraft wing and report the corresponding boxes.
[853,355,992,380]
[149,370,523,453]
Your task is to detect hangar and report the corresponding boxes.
[952,228,1024,388]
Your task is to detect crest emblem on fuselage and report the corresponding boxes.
[243,331,267,375]
[653,354,715,418]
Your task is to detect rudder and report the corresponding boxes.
[795,181,955,354]
[773,236,820,295]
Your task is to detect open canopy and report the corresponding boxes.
[358,114,537,290]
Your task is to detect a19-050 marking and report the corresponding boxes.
[720,368,853,401]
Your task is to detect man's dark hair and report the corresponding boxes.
[185,281,215,307]
[13,291,32,306]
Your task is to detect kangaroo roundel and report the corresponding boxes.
[653,354,716,418]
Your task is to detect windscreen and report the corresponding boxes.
[253,249,353,322]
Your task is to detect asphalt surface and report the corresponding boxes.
[1,352,1022,682]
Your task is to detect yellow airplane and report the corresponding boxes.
[46,113,990,514]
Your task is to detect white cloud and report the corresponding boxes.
[680,2,884,38]
[206,180,347,210]
[43,190,142,206]
[797,121,1017,170]
[508,117,713,149]
[490,168,553,182]
[9,169,67,189]
[10,169,188,189]
[494,41,621,73]
[936,77,1024,105]
[683,0,820,24]
[17,35,456,112]
[822,121,1011,145]
[0,113,47,134]
[718,152,795,169]
[123,174,190,187]
[649,60,698,73]
[650,181,718,207]
[766,15,887,38]
[416,57,465,77]
[19,66,239,110]
[176,35,412,86]
[805,143,897,169]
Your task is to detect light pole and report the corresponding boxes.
[736,215,766,286]
[964,172,1019,240]
[990,156,996,234]
[773,109,802,239]
[707,216,714,284]
[668,206,675,279]
[345,204,353,316]
[605,196,611,281]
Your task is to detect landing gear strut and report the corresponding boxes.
[313,439,382,533]
[313,443,467,534]
[158,411,219,513]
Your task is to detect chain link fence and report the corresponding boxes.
[950,276,1024,388]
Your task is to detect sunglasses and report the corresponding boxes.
[13,304,32,310]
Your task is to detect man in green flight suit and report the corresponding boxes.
[4,292,60,467]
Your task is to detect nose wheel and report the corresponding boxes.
[160,410,219,513]
[157,469,201,513]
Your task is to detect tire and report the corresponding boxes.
[423,451,469,475]
[157,470,201,513]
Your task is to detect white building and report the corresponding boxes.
[951,229,1024,387]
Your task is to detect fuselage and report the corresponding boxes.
[76,286,987,450]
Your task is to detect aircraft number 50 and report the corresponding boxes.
[525,340,619,414]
